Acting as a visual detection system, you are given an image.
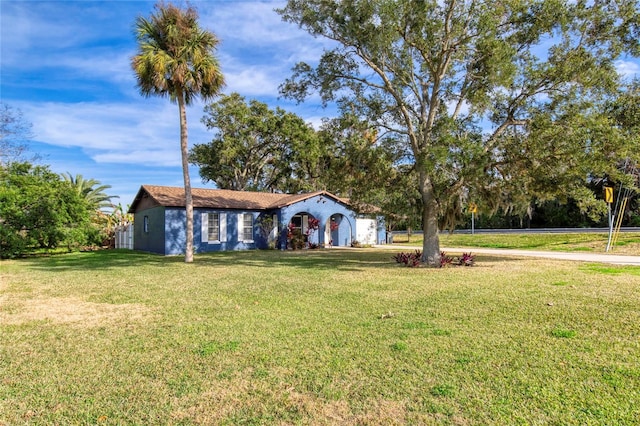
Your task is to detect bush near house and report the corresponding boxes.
[0,162,101,258]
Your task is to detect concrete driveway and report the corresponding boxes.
[377,245,640,266]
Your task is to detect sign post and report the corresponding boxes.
[605,187,614,252]
[469,203,478,235]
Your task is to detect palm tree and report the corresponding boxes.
[61,172,117,210]
[131,2,224,263]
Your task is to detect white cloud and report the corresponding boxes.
[201,0,334,97]
[1,1,141,65]
[1,1,142,98]
[616,59,640,79]
[0,3,84,66]
[18,100,213,168]
[201,1,297,46]
[59,50,136,85]
[221,60,282,96]
[304,115,327,130]
[93,150,179,168]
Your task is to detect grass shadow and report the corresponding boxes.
[195,248,395,271]
[16,249,179,272]
[14,247,524,274]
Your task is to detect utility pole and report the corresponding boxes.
[605,186,614,252]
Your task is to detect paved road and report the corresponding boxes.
[376,245,640,266]
[393,227,640,235]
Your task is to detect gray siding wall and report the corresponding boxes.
[133,206,166,254]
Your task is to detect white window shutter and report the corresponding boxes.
[220,213,227,242]
[201,213,208,242]
[270,214,278,240]
[237,213,244,241]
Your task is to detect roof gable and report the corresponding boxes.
[269,190,350,209]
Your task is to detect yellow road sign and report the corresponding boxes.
[469,203,478,213]
[604,187,613,204]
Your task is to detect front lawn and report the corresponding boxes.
[1,249,639,424]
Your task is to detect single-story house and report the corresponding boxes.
[128,185,385,255]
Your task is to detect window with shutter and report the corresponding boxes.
[239,213,254,242]
[208,213,220,241]
[202,212,226,244]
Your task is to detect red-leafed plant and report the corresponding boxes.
[440,251,454,267]
[392,250,422,267]
[307,217,320,234]
[392,251,475,268]
[458,252,475,266]
[306,217,320,248]
[287,217,322,249]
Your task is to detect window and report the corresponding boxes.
[201,212,226,243]
[239,213,254,242]
[208,213,219,241]
[290,214,308,234]
[143,216,149,233]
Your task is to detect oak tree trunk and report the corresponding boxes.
[420,172,441,267]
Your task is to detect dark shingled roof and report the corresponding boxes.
[129,185,349,212]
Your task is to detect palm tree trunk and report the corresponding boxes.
[177,91,194,263]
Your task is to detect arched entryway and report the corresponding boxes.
[287,212,320,249]
[325,214,352,247]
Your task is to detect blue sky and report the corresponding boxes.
[2,0,639,208]
[1,0,334,206]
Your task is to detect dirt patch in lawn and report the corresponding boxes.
[0,295,153,327]
[170,374,410,425]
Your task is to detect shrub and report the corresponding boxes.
[289,229,305,250]
[392,251,476,268]
[458,252,475,266]
[392,250,422,267]
[0,162,96,258]
[440,251,454,267]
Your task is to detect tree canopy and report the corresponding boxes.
[0,103,36,166]
[190,93,399,205]
[61,173,118,211]
[0,163,101,258]
[278,0,640,265]
[190,93,320,192]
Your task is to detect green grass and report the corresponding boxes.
[2,249,640,424]
[395,232,640,254]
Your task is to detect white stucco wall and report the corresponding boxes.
[356,218,377,245]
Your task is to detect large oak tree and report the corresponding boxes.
[191,93,399,206]
[190,93,321,192]
[278,0,639,266]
